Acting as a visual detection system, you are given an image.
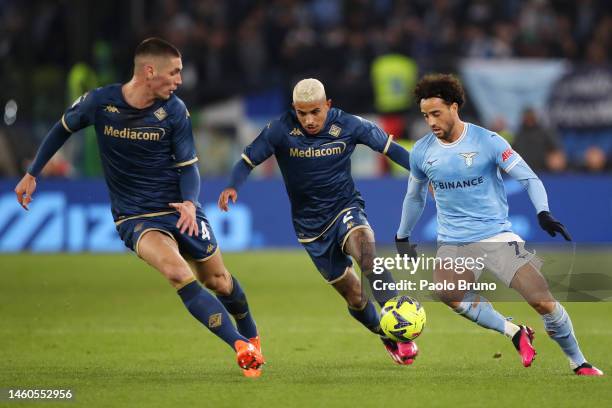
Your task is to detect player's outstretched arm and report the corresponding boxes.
[506,159,572,241]
[14,121,73,210]
[396,175,428,255]
[385,142,411,170]
[537,211,572,241]
[354,118,410,170]
[220,121,278,211]
[218,159,253,212]
[14,173,37,210]
[218,188,238,212]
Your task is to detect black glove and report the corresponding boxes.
[537,211,572,241]
[395,235,418,259]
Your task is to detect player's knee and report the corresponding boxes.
[201,269,232,295]
[346,230,375,265]
[529,299,555,315]
[435,290,462,308]
[358,253,375,273]
[345,289,366,309]
[445,300,463,310]
[160,263,193,287]
[337,280,365,308]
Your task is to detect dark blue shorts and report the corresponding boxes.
[300,207,372,283]
[116,208,218,261]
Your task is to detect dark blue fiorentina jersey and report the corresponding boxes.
[241,107,392,241]
[60,84,198,222]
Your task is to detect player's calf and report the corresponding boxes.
[451,292,516,335]
[345,230,399,306]
[432,267,473,306]
[348,300,381,334]
[509,257,597,372]
[216,275,259,339]
[192,252,259,339]
[332,268,382,335]
[177,279,250,348]
[541,302,590,371]
[332,267,367,309]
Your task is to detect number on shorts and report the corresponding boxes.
[201,220,210,240]
[507,241,528,259]
[342,211,353,224]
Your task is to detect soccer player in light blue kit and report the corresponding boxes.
[396,74,603,376]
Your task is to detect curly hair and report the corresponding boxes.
[413,74,465,108]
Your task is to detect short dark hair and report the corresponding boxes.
[414,74,465,108]
[134,37,181,59]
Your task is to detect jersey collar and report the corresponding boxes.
[436,122,468,148]
[117,83,166,112]
[289,107,340,137]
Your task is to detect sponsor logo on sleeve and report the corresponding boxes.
[502,148,514,162]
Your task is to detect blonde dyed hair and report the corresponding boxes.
[292,78,327,103]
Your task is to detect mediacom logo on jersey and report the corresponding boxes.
[289,142,346,158]
[103,125,165,141]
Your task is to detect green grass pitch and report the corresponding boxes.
[1,251,611,407]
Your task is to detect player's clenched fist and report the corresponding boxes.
[14,173,37,210]
[218,188,237,212]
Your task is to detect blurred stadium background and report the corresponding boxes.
[2,1,612,406]
[1,0,612,251]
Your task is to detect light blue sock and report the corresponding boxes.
[542,302,586,368]
[454,292,508,335]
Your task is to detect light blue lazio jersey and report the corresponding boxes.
[410,123,523,242]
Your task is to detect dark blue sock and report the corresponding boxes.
[216,276,258,339]
[178,280,247,349]
[365,269,399,307]
[348,300,382,335]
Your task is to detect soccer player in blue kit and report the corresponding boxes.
[14,38,265,377]
[396,74,603,376]
[218,78,419,365]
